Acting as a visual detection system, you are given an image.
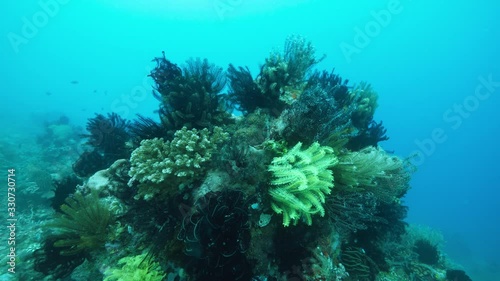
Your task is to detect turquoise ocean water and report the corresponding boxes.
[1,1,498,280]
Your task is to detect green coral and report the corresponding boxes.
[128,126,228,200]
[104,253,165,281]
[268,142,338,226]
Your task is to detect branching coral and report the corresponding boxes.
[104,253,165,281]
[128,126,229,200]
[46,191,114,255]
[256,35,324,114]
[268,142,338,226]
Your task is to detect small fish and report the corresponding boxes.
[70,80,79,84]
[45,92,52,96]
[93,89,97,93]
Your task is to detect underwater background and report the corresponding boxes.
[1,0,499,280]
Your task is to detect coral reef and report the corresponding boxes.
[27,37,474,281]
[227,35,325,116]
[128,126,228,200]
[268,142,338,226]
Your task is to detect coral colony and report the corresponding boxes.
[32,36,472,281]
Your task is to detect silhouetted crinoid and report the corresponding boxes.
[446,269,472,281]
[414,239,440,265]
[51,175,80,212]
[178,190,252,280]
[72,150,106,177]
[34,236,86,279]
[81,112,130,162]
[129,114,170,145]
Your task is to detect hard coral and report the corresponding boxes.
[255,35,324,115]
[128,126,228,200]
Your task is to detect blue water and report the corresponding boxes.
[2,0,499,279]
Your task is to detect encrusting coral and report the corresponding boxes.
[268,142,338,226]
[128,126,228,200]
